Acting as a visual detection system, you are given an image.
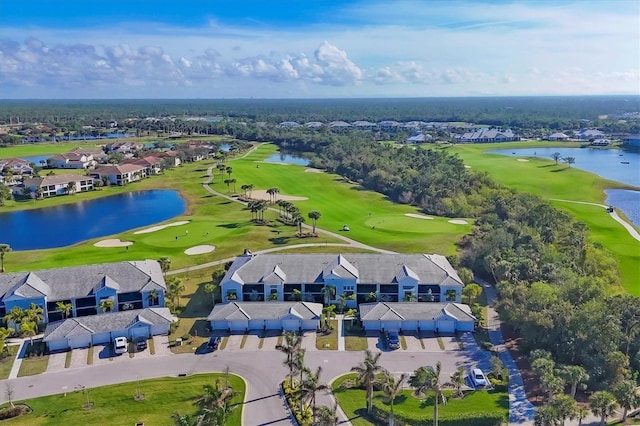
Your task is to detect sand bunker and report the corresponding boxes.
[517,158,529,162]
[94,239,133,247]
[250,189,308,201]
[184,245,216,255]
[464,165,472,169]
[448,219,469,225]
[134,220,189,234]
[305,168,323,173]
[405,213,434,220]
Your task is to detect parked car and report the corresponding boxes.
[114,336,128,354]
[207,336,221,352]
[136,338,148,352]
[470,368,487,387]
[387,330,400,350]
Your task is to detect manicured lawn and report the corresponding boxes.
[17,356,49,377]
[316,320,338,350]
[344,324,368,351]
[0,346,18,379]
[1,373,245,425]
[332,373,508,426]
[447,141,640,294]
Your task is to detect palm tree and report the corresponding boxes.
[3,306,25,328]
[246,183,254,198]
[158,256,171,275]
[320,285,336,305]
[292,213,305,234]
[559,365,589,399]
[337,292,355,313]
[276,331,302,387]
[225,166,233,179]
[308,211,321,234]
[56,301,73,319]
[403,293,416,302]
[0,244,11,272]
[410,361,446,426]
[314,403,338,426]
[611,380,640,423]
[589,391,617,426]
[0,326,14,354]
[449,367,466,398]
[217,163,226,177]
[66,181,76,195]
[351,349,384,415]
[224,179,232,193]
[20,320,37,346]
[99,298,115,313]
[550,394,577,426]
[290,288,303,301]
[241,184,250,198]
[147,289,160,306]
[381,370,406,426]
[26,303,44,324]
[366,291,379,302]
[300,365,328,414]
[292,349,307,412]
[194,380,238,425]
[167,276,185,309]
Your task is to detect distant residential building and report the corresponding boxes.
[124,155,163,175]
[48,152,96,169]
[574,129,605,140]
[547,132,570,141]
[352,120,377,129]
[379,120,401,129]
[304,121,324,129]
[68,147,108,162]
[0,158,33,176]
[105,141,144,153]
[591,139,611,146]
[23,174,94,197]
[158,151,182,167]
[457,128,520,143]
[623,135,640,147]
[92,163,147,185]
[406,133,433,144]
[329,121,352,130]
[278,121,300,128]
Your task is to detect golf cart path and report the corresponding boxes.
[550,198,640,242]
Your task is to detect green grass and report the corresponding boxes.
[0,346,18,379]
[400,335,408,350]
[316,320,338,350]
[240,333,248,349]
[87,346,94,365]
[447,141,640,294]
[1,373,245,425]
[344,324,369,351]
[149,338,156,355]
[64,350,72,368]
[0,141,107,159]
[17,356,49,377]
[332,373,508,426]
[219,336,229,350]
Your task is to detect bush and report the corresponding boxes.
[0,405,30,420]
[372,405,504,426]
[489,377,508,392]
[281,380,313,426]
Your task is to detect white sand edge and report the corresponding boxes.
[464,165,472,169]
[94,239,134,247]
[448,219,469,225]
[184,245,216,255]
[250,189,308,201]
[405,213,434,220]
[134,220,190,234]
[517,158,529,162]
[305,168,323,173]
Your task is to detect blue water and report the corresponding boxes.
[264,153,310,166]
[220,144,231,152]
[0,190,186,250]
[606,189,640,227]
[22,155,51,165]
[489,147,640,228]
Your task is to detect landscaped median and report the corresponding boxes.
[331,373,508,426]
[0,373,245,425]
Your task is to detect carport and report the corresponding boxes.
[208,302,322,331]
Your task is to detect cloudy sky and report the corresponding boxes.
[1,0,638,98]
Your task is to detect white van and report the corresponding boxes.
[114,337,128,354]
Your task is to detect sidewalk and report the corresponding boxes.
[336,315,345,351]
[6,334,45,380]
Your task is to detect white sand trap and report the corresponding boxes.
[184,245,216,255]
[250,189,308,201]
[405,213,434,220]
[305,168,323,173]
[464,165,472,169]
[448,219,469,225]
[517,158,529,162]
[134,220,190,234]
[94,239,133,247]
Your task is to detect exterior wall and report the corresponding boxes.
[92,331,112,345]
[457,321,475,332]
[47,339,71,352]
[362,320,381,331]
[436,319,456,333]
[142,290,165,308]
[222,281,243,302]
[211,320,228,330]
[150,323,170,335]
[4,298,47,321]
[439,285,461,303]
[69,335,92,349]
[129,324,151,339]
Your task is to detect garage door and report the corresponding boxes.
[301,320,318,330]
[92,331,111,345]
[212,320,227,330]
[363,320,381,331]
[402,320,418,331]
[418,320,435,331]
[68,335,91,349]
[130,327,150,339]
[111,329,128,339]
[150,324,169,336]
[436,320,455,333]
[381,320,402,331]
[229,320,247,332]
[248,320,263,330]
[265,319,281,330]
[47,339,69,352]
[282,320,300,331]
[457,321,474,332]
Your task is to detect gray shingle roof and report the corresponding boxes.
[359,302,476,322]
[224,254,463,287]
[207,302,322,321]
[43,307,174,341]
[0,260,165,302]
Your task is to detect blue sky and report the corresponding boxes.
[1,0,638,98]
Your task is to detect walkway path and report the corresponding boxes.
[550,198,640,242]
[336,315,345,351]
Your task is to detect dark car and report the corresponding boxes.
[136,338,148,351]
[207,336,221,352]
[387,330,400,350]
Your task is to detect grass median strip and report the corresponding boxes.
[240,333,248,349]
[87,346,94,365]
[436,337,445,351]
[64,350,72,368]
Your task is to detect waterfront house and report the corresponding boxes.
[23,174,94,197]
[91,163,147,185]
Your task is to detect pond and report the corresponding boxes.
[605,189,640,227]
[0,190,186,250]
[22,155,51,165]
[264,153,310,166]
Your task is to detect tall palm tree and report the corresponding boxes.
[559,365,589,399]
[276,331,302,387]
[410,361,446,426]
[293,213,305,234]
[449,367,466,398]
[611,380,640,423]
[308,211,321,234]
[195,380,238,425]
[314,403,339,426]
[158,256,171,275]
[0,244,11,273]
[3,306,25,328]
[225,166,233,179]
[26,303,44,324]
[300,365,328,414]
[147,289,160,306]
[167,276,185,309]
[381,370,406,426]
[224,179,232,193]
[351,349,384,415]
[293,349,307,412]
[589,391,617,426]
[20,320,37,346]
[0,326,14,353]
[320,286,336,305]
[56,301,73,319]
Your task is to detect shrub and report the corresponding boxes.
[281,380,312,426]
[489,377,508,392]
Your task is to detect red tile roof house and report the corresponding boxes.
[158,151,182,167]
[124,155,163,175]
[23,174,95,197]
[0,158,34,177]
[91,164,147,186]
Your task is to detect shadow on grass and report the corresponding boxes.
[268,236,291,245]
[180,282,215,319]
[537,164,557,168]
[550,168,569,173]
[217,223,239,229]
[188,319,210,339]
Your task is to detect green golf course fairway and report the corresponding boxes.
[447,141,639,295]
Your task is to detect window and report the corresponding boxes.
[343,286,354,291]
[226,290,237,301]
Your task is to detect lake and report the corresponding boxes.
[264,153,310,166]
[0,190,186,250]
[489,147,640,227]
[22,155,51,165]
